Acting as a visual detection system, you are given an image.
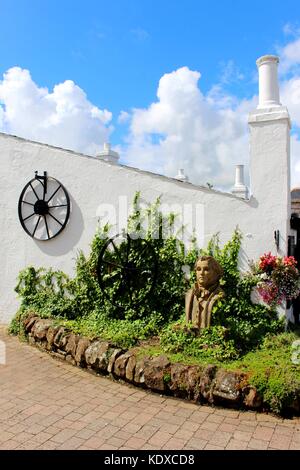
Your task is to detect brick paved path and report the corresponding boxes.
[0,327,300,450]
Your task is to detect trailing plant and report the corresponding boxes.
[13,195,284,355]
[14,193,196,334]
[160,319,238,360]
[200,231,285,350]
[253,253,300,307]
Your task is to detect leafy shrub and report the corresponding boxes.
[13,194,196,343]
[13,194,284,355]
[203,231,285,351]
[231,332,300,414]
[160,319,238,360]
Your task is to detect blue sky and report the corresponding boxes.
[1,0,300,188]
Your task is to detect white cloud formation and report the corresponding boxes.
[120,40,300,189]
[118,110,130,124]
[278,30,300,74]
[0,67,112,155]
[121,66,255,188]
[3,35,300,191]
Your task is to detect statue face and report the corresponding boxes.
[196,260,218,289]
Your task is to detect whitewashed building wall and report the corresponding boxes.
[0,55,292,323]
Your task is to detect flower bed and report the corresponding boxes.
[18,312,300,416]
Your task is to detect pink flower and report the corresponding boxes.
[255,253,300,306]
[283,256,297,267]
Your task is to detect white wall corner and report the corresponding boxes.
[248,55,291,261]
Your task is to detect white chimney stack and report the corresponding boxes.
[256,55,281,109]
[174,168,189,182]
[231,164,248,199]
[96,142,120,164]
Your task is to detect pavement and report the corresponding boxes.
[0,326,300,451]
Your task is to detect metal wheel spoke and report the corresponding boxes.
[102,259,124,269]
[44,216,50,239]
[111,240,123,262]
[32,216,41,237]
[126,235,131,263]
[48,212,63,226]
[47,184,62,203]
[97,232,158,309]
[22,200,35,206]
[19,174,70,241]
[23,212,35,222]
[29,183,39,200]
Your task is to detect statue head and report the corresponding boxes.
[195,256,223,290]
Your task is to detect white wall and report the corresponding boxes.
[0,109,290,322]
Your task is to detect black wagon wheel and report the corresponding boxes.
[18,171,70,240]
[97,233,158,309]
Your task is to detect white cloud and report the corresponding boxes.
[0,67,112,155]
[278,36,300,74]
[219,60,245,85]
[3,38,300,191]
[120,37,300,190]
[121,66,255,188]
[118,110,130,124]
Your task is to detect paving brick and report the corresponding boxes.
[0,431,15,443]
[269,435,292,450]
[159,422,180,434]
[50,428,78,444]
[206,413,225,424]
[148,431,173,447]
[199,421,220,432]
[247,438,269,450]
[1,327,300,453]
[135,425,158,440]
[226,439,248,450]
[56,436,85,450]
[209,430,231,447]
[75,428,97,440]
[185,437,207,450]
[252,426,274,441]
[218,423,238,433]
[289,441,300,450]
[0,440,21,450]
[205,443,225,450]
[291,431,300,443]
[181,420,200,433]
[273,426,295,437]
[163,437,186,449]
[172,428,194,443]
[83,436,106,449]
[233,430,253,442]
[125,436,147,449]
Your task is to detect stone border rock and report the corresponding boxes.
[22,314,267,412]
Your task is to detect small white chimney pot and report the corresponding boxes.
[256,55,281,109]
[174,168,189,182]
[232,164,249,199]
[96,142,120,164]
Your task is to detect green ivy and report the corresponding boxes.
[13,195,284,355]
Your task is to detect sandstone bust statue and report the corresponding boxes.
[185,256,225,331]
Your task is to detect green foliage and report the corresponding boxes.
[11,198,300,413]
[228,332,300,414]
[13,193,197,345]
[201,229,285,350]
[15,266,75,318]
[160,318,238,360]
[59,310,162,349]
[12,196,284,357]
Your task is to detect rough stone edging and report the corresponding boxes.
[22,314,265,411]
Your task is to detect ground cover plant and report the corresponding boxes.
[10,193,300,413]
